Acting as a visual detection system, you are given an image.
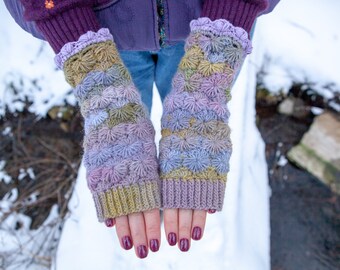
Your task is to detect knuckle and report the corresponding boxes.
[194,216,205,225]
[164,219,177,229]
[131,230,144,240]
[146,225,159,237]
[179,225,191,232]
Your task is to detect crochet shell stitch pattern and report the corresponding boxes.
[55,28,161,222]
[159,17,252,211]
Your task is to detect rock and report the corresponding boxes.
[256,87,283,106]
[278,97,310,118]
[47,106,59,120]
[287,112,340,195]
[278,97,295,115]
[48,106,75,121]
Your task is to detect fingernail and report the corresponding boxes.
[137,245,148,259]
[179,238,190,252]
[192,226,202,240]
[208,209,216,214]
[150,239,159,252]
[122,236,133,250]
[168,232,177,246]
[105,218,114,227]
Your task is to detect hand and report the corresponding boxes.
[163,208,216,251]
[105,209,161,258]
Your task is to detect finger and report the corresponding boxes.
[105,218,115,227]
[115,215,133,250]
[208,209,216,214]
[143,208,161,252]
[128,212,148,259]
[178,209,193,252]
[164,209,178,246]
[191,210,207,241]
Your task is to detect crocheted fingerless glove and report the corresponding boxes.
[55,29,161,222]
[159,17,252,211]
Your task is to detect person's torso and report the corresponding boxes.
[96,0,204,50]
[4,0,281,51]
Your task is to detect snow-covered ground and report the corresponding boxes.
[1,0,339,269]
[256,0,340,102]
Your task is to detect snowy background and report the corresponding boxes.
[1,0,339,269]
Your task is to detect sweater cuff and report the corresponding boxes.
[36,7,100,53]
[201,0,269,34]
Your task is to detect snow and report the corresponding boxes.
[0,204,62,270]
[277,155,288,167]
[1,0,340,269]
[0,188,18,215]
[2,126,12,136]
[18,167,36,181]
[0,4,74,118]
[0,160,12,184]
[329,100,340,112]
[311,106,324,115]
[256,0,340,98]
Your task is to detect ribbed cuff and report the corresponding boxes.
[36,7,100,53]
[93,181,161,222]
[161,179,226,211]
[201,0,269,34]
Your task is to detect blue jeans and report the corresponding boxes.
[119,22,256,113]
[119,42,185,113]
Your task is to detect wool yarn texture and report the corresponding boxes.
[159,17,252,211]
[55,28,161,222]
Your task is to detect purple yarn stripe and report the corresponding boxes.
[163,92,230,120]
[92,192,104,222]
[83,119,155,151]
[74,68,135,103]
[161,179,226,210]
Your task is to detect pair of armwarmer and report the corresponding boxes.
[53,17,251,222]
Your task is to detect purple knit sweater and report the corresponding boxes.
[6,0,280,52]
[201,0,269,34]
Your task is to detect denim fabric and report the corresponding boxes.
[120,21,256,113]
[119,41,185,112]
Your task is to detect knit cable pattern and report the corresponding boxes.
[56,29,161,222]
[159,18,251,211]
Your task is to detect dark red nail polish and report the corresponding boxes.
[137,245,148,259]
[168,232,177,246]
[122,236,132,250]
[105,218,114,227]
[179,238,189,252]
[150,239,159,252]
[208,209,216,214]
[192,226,202,240]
